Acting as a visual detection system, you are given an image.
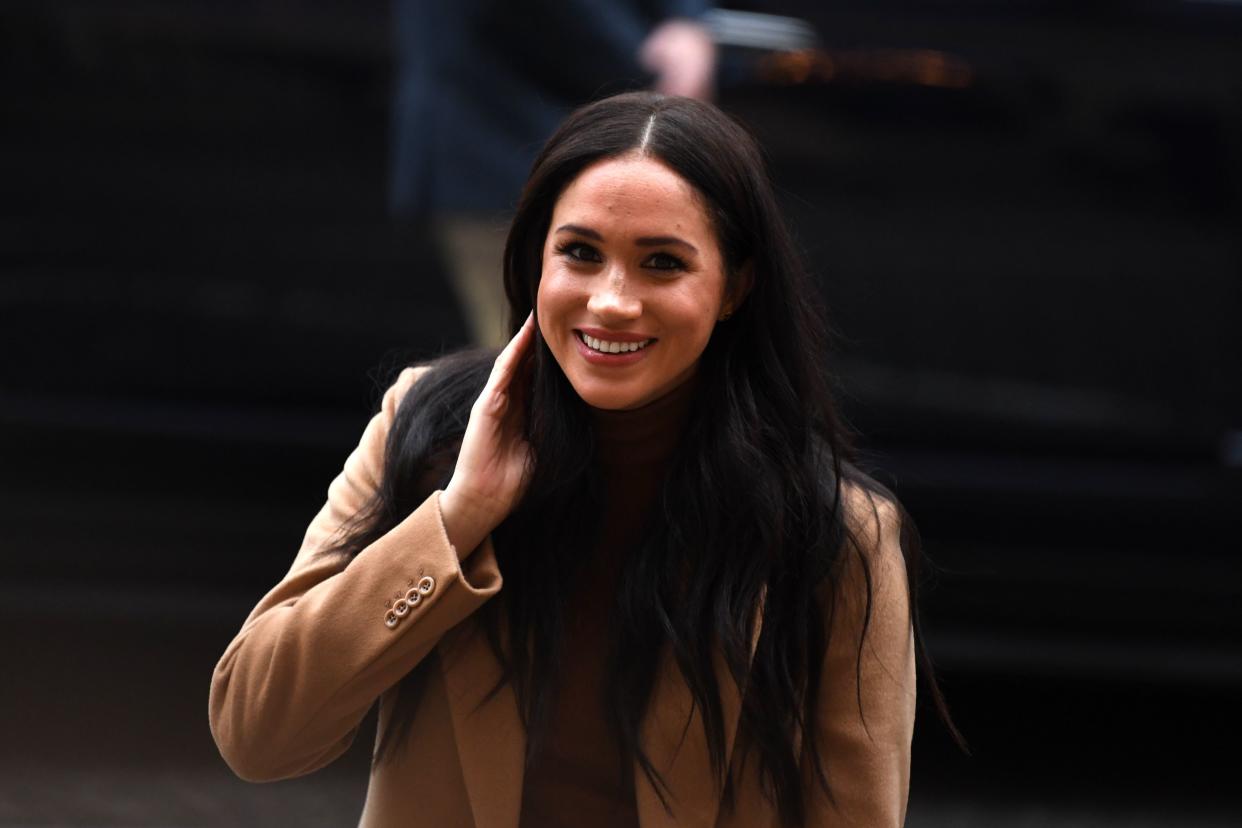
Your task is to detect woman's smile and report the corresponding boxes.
[573,327,657,367]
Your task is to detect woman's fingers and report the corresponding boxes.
[442,313,536,549]
[462,310,535,472]
[482,312,534,404]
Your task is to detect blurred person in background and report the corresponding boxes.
[389,0,716,347]
[212,92,957,827]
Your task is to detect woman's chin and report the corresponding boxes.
[571,386,639,411]
[565,375,647,411]
[564,363,699,411]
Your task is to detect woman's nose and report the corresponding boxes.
[586,270,642,320]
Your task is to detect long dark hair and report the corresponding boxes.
[328,92,958,826]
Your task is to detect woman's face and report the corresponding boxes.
[536,155,732,411]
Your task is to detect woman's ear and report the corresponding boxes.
[720,260,755,320]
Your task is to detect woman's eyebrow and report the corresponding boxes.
[554,224,699,255]
[635,235,698,254]
[554,223,602,240]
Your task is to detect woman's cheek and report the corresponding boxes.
[536,271,571,349]
[544,270,580,307]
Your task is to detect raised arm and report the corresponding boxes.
[208,365,502,782]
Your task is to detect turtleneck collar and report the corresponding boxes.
[587,372,699,470]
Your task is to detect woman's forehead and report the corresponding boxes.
[551,156,712,237]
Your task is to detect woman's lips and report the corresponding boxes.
[573,330,653,365]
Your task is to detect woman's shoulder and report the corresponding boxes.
[839,473,901,550]
[832,468,908,591]
[382,348,499,419]
[386,364,432,407]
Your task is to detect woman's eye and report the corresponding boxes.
[645,252,686,271]
[558,242,601,263]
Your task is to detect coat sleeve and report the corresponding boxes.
[209,366,502,782]
[806,489,917,826]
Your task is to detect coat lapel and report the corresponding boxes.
[440,542,527,828]
[635,593,766,828]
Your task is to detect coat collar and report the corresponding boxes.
[439,614,526,828]
[441,540,764,828]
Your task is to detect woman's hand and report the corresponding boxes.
[440,313,536,555]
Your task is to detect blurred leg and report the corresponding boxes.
[433,213,511,349]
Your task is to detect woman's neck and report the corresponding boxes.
[587,373,699,470]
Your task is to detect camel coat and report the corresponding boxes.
[209,367,917,827]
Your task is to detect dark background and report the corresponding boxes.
[1,1,1239,825]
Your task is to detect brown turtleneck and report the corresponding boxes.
[518,376,697,828]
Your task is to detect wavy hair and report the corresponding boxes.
[327,92,958,826]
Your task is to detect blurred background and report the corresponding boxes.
[2,0,1239,825]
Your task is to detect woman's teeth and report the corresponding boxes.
[579,332,652,354]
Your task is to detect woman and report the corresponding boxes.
[210,92,954,827]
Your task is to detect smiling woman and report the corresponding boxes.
[209,92,959,828]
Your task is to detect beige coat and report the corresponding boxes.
[209,367,916,827]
